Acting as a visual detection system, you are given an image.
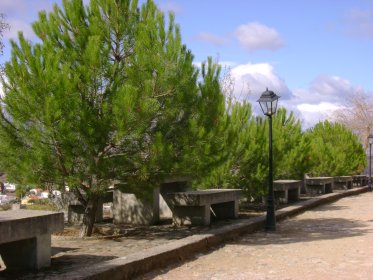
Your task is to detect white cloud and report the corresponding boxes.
[293,75,355,105]
[297,102,340,113]
[229,62,291,101]
[195,32,229,46]
[4,19,35,41]
[159,1,182,14]
[0,0,30,14]
[226,62,365,128]
[296,102,342,128]
[0,0,55,17]
[0,0,56,42]
[291,76,363,128]
[344,8,373,39]
[234,22,284,51]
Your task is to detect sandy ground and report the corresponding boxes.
[139,192,373,280]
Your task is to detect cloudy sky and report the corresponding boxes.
[1,0,372,128]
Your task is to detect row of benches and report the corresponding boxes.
[275,175,369,204]
[169,175,369,227]
[0,174,368,272]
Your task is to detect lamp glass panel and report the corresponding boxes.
[266,101,272,115]
[272,99,278,115]
[259,102,266,115]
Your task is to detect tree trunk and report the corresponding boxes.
[79,195,99,237]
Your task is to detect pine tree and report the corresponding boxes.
[0,0,226,236]
[272,108,310,180]
[198,106,309,200]
[305,121,366,176]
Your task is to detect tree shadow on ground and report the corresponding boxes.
[119,223,210,241]
[0,254,116,280]
[308,204,349,211]
[51,246,79,255]
[137,217,372,280]
[232,217,370,247]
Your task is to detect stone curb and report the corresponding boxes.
[48,186,369,280]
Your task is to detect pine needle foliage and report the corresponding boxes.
[198,104,309,200]
[0,0,226,236]
[305,121,366,176]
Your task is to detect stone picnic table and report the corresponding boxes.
[305,177,334,195]
[334,176,353,190]
[352,175,368,187]
[0,209,64,271]
[166,189,241,226]
[273,180,302,204]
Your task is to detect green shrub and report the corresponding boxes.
[24,199,58,211]
[0,203,12,211]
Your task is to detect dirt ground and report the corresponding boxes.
[138,192,373,280]
[0,207,263,279]
[2,193,372,279]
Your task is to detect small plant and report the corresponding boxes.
[24,198,59,211]
[0,203,12,211]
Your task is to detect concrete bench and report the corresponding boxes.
[305,177,334,195]
[113,178,190,225]
[166,189,241,226]
[334,176,353,190]
[0,210,64,271]
[273,180,302,203]
[352,175,368,187]
[64,191,113,224]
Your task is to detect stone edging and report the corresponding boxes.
[48,186,369,280]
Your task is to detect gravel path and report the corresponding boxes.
[139,192,373,280]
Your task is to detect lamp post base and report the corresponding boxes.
[265,223,276,231]
[265,198,276,231]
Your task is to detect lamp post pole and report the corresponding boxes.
[368,135,373,192]
[266,114,276,231]
[257,88,280,232]
[369,142,372,192]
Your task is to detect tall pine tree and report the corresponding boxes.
[0,0,226,236]
[198,105,310,200]
[305,121,366,176]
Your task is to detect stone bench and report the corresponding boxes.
[273,180,302,204]
[0,210,64,271]
[305,177,334,195]
[334,176,353,190]
[166,189,241,226]
[65,191,113,224]
[352,175,368,187]
[113,178,191,225]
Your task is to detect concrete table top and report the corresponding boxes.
[334,176,353,182]
[167,189,241,206]
[0,210,64,244]
[305,177,334,185]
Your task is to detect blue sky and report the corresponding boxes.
[1,0,373,127]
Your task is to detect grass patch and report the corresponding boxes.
[0,203,12,211]
[24,198,59,211]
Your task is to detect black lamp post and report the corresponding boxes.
[257,88,280,231]
[368,134,373,192]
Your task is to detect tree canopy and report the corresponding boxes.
[198,104,310,200]
[0,0,367,237]
[305,121,366,176]
[0,0,226,236]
